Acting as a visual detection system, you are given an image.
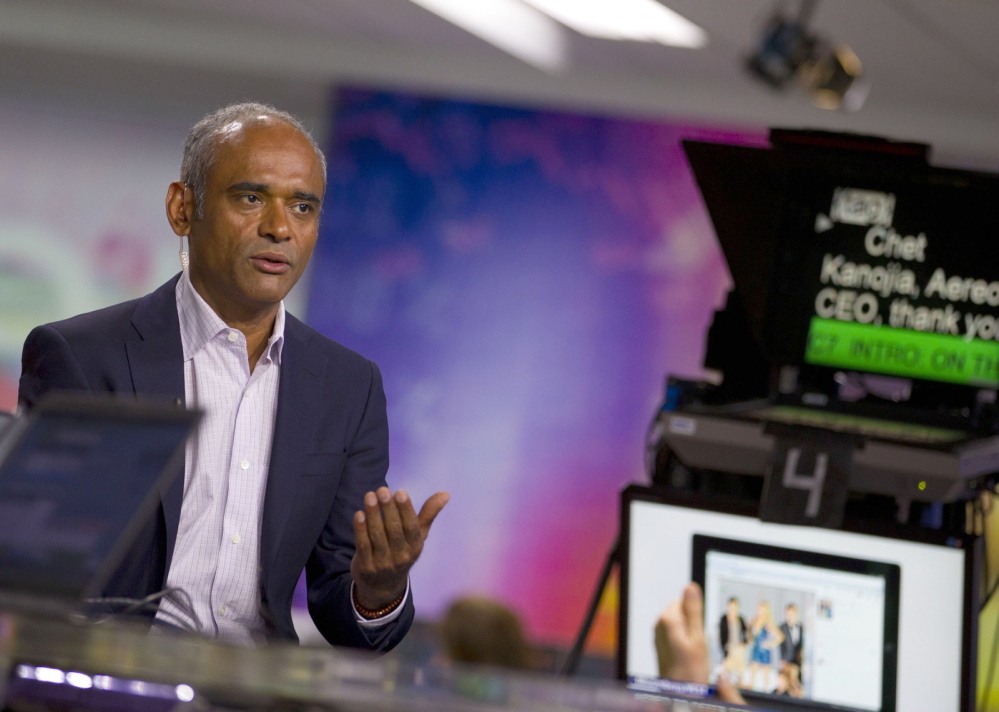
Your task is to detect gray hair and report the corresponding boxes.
[180,102,327,218]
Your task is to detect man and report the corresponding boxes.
[779,603,804,666]
[18,102,448,650]
[717,596,748,661]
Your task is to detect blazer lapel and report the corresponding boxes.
[125,275,186,568]
[260,319,325,589]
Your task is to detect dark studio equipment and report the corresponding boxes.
[747,1,867,111]
[746,0,819,88]
[658,128,999,525]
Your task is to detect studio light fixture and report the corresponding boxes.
[746,6,817,88]
[801,42,867,111]
[409,0,567,72]
[746,0,867,111]
[520,0,707,49]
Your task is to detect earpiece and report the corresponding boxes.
[179,235,190,271]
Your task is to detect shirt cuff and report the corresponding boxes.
[351,580,410,629]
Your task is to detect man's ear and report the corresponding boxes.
[166,181,193,237]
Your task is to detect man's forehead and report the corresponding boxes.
[217,116,304,148]
[211,120,322,182]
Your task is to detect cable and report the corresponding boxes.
[981,494,990,609]
[798,0,818,26]
[120,604,199,634]
[163,587,202,630]
[81,587,201,633]
[979,592,999,712]
[980,492,999,613]
[979,490,999,712]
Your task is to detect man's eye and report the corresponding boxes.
[241,194,261,204]
[293,203,313,214]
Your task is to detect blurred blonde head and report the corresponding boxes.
[755,601,774,626]
[441,596,531,670]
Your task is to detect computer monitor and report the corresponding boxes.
[619,485,978,712]
[0,394,198,602]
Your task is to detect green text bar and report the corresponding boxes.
[805,318,999,387]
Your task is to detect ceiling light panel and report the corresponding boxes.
[521,0,707,49]
[409,0,567,71]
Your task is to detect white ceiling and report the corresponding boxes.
[1,0,998,166]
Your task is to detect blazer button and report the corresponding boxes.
[174,397,183,408]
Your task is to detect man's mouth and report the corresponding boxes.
[251,252,291,275]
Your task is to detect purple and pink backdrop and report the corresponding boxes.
[307,88,765,651]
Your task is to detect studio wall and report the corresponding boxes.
[0,100,190,411]
[307,87,766,649]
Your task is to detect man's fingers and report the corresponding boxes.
[417,491,450,536]
[376,487,407,555]
[681,582,704,638]
[352,510,373,566]
[363,491,390,560]
[395,490,423,547]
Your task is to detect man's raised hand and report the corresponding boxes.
[351,487,449,610]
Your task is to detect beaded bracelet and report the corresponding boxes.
[353,587,405,620]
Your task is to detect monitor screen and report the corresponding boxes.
[620,487,976,712]
[693,535,899,711]
[0,404,194,598]
[771,163,999,390]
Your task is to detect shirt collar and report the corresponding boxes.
[175,269,286,365]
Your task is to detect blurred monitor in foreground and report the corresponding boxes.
[0,395,197,607]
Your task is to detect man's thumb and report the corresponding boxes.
[418,491,450,535]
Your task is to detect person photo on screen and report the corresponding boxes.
[18,102,449,650]
[773,661,804,698]
[717,596,748,678]
[747,600,784,691]
[779,603,804,667]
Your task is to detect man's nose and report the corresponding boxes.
[260,202,292,241]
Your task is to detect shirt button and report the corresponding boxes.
[231,534,241,545]
[218,605,227,617]
[240,459,250,470]
[227,331,238,342]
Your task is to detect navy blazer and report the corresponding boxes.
[18,275,413,651]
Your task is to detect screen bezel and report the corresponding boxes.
[618,484,980,712]
[691,533,900,711]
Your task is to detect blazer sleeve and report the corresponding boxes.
[19,324,92,410]
[304,360,414,651]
